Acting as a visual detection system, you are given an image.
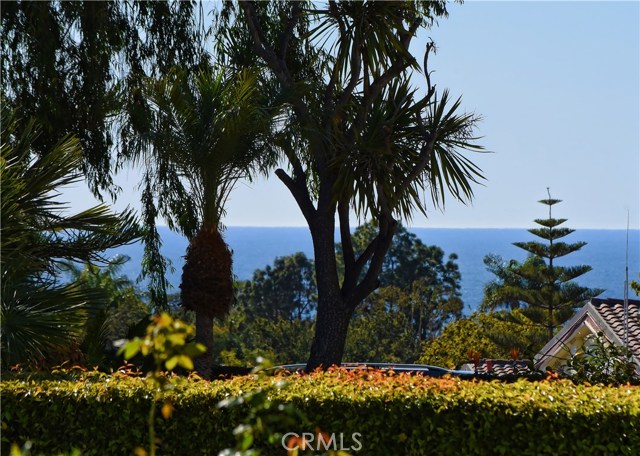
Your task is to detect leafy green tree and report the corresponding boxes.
[239,252,317,321]
[482,192,603,341]
[222,222,464,364]
[345,280,464,363]
[217,253,317,366]
[344,287,417,363]
[419,312,524,368]
[409,278,464,342]
[343,221,463,344]
[0,112,141,367]
[420,317,492,369]
[220,224,463,366]
[122,67,270,377]
[1,0,205,193]
[342,221,463,293]
[214,307,314,366]
[482,254,545,311]
[565,331,638,385]
[228,1,484,370]
[481,309,549,361]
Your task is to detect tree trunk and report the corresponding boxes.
[194,312,214,379]
[180,227,233,380]
[304,205,396,371]
[306,294,353,371]
[305,213,355,371]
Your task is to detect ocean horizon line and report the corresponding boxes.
[155,225,640,231]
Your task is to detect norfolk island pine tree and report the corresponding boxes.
[482,189,604,344]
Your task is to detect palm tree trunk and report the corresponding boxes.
[194,312,214,378]
[181,227,233,379]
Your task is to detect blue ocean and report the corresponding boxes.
[114,227,640,314]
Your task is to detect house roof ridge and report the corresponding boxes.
[534,297,640,374]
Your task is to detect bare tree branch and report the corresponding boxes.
[348,216,398,307]
[240,1,289,83]
[278,2,302,59]
[423,40,436,95]
[338,198,357,293]
[352,17,422,136]
[275,168,316,224]
[364,17,421,102]
[394,42,441,206]
[396,129,438,206]
[240,1,320,171]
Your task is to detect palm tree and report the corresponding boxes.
[235,1,485,370]
[125,67,269,377]
[1,110,141,368]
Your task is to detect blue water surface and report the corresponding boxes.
[112,227,640,314]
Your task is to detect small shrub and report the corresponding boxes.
[565,331,639,386]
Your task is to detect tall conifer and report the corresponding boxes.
[483,189,603,341]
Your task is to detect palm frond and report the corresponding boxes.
[1,281,95,366]
[125,66,272,233]
[329,79,484,222]
[1,110,142,366]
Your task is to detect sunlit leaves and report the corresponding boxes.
[4,368,640,455]
[567,331,639,385]
[119,312,205,378]
[117,313,205,456]
[332,80,484,222]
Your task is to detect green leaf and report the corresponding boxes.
[167,333,186,346]
[177,355,194,370]
[122,339,142,360]
[184,343,207,357]
[165,356,179,371]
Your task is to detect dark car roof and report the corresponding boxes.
[273,362,475,377]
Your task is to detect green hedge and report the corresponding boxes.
[2,370,640,455]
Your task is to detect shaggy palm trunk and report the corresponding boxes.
[181,227,233,378]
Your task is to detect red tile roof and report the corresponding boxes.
[459,359,533,377]
[589,298,640,360]
[534,297,640,372]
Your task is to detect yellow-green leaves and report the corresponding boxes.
[3,370,640,455]
[116,313,205,456]
[118,313,205,374]
[122,338,143,360]
[165,355,194,371]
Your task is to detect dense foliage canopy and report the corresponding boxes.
[0,111,141,367]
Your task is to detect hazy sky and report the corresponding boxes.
[64,1,639,229]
